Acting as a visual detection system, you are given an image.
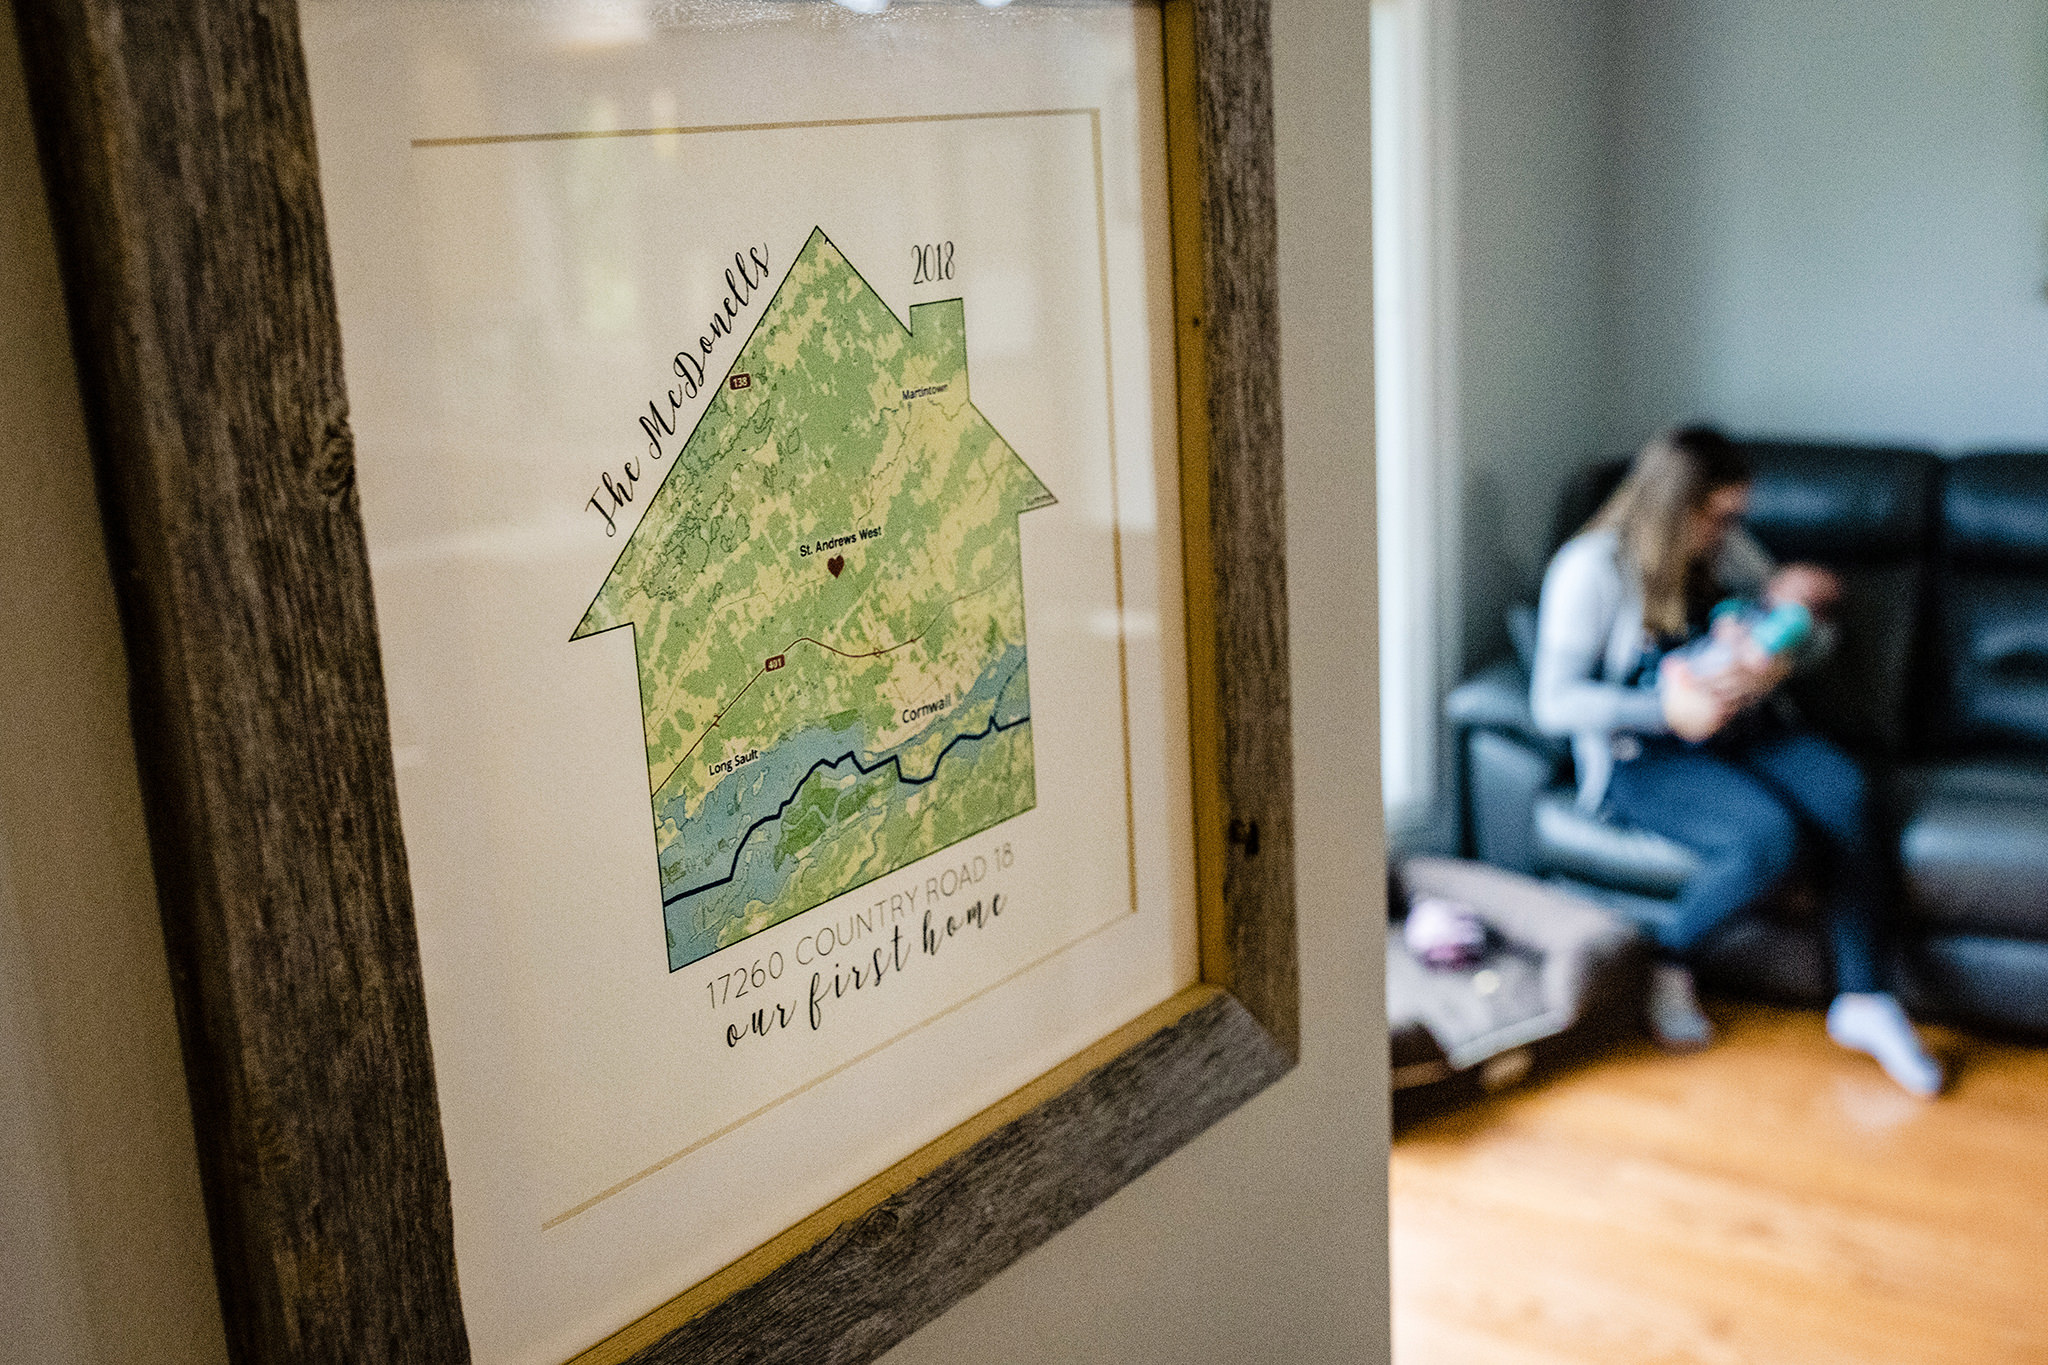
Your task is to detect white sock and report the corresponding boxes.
[1827,993,1943,1097]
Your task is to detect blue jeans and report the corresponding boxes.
[1605,727,1881,994]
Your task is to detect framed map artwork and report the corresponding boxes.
[13,1,1295,1362]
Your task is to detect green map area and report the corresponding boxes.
[575,229,1055,970]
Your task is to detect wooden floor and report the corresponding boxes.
[1392,1003,2048,1365]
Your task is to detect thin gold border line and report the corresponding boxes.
[1089,110,1141,919]
[522,106,1147,1232]
[411,106,1097,150]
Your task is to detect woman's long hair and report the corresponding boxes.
[1589,427,1752,637]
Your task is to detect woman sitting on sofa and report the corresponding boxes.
[1531,426,1942,1095]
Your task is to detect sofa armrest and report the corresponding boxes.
[1446,657,1571,872]
[1465,731,1559,872]
[1445,658,1567,761]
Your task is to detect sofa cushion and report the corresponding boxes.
[1894,760,2048,938]
[1784,560,1923,757]
[1735,444,1934,756]
[1742,442,1934,565]
[1533,791,1698,897]
[1942,452,2048,569]
[1932,452,2048,754]
[1933,576,2048,753]
[1547,877,1836,1005]
[1690,917,1837,1005]
[1893,934,2048,1039]
[1548,458,1629,557]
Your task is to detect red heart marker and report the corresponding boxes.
[827,554,845,577]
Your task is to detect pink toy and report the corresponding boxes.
[1404,896,1487,969]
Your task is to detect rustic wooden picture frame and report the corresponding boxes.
[12,1,1295,1361]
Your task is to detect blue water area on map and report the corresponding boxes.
[656,647,1031,969]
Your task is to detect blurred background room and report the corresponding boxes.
[1375,1,2048,1360]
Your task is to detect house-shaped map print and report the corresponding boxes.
[573,228,1056,970]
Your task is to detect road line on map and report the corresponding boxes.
[650,563,1015,795]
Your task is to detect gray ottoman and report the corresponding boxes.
[1390,856,1647,1123]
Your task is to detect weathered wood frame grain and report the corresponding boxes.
[12,1,1295,1361]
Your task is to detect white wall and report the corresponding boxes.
[1613,0,2048,451]
[1441,0,2048,679]
[1449,0,1621,672]
[0,1,1389,1360]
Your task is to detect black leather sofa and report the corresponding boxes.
[1447,441,2048,1039]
